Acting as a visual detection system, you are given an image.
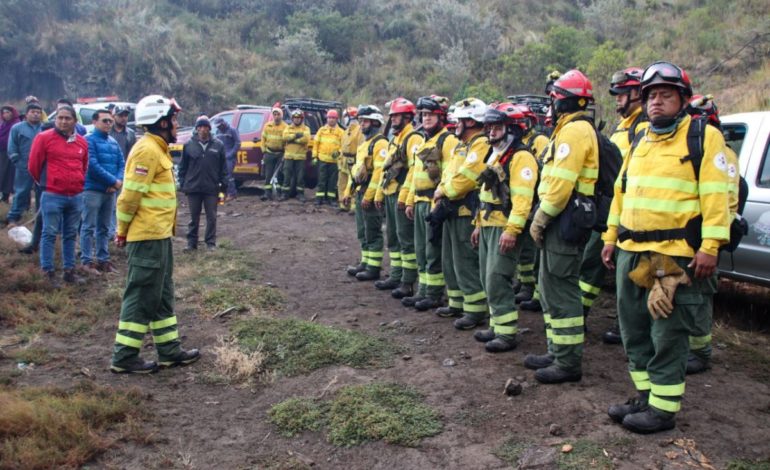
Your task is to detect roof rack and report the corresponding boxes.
[283,98,344,113]
[236,104,271,110]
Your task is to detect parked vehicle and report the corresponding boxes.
[718,111,770,287]
[48,97,137,133]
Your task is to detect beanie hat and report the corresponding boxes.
[195,115,211,128]
[26,102,43,113]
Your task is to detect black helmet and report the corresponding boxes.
[482,107,508,125]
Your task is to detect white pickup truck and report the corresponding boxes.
[718,111,770,286]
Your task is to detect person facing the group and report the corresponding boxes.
[313,109,344,206]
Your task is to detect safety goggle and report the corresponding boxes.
[611,70,640,86]
[641,62,683,85]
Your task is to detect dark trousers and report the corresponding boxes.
[186,193,218,248]
[316,162,338,200]
[263,151,283,191]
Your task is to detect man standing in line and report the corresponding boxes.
[313,109,344,206]
[260,107,287,201]
[4,102,43,228]
[281,110,311,202]
[338,107,363,213]
[110,105,137,159]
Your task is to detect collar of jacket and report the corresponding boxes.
[55,127,77,142]
[553,110,590,134]
[92,128,109,138]
[144,131,169,152]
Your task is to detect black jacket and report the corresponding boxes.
[178,136,228,194]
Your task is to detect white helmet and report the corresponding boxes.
[135,95,181,126]
[357,105,384,125]
[452,97,487,123]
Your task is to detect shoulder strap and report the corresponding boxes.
[399,130,422,153]
[367,134,387,155]
[627,111,645,145]
[436,131,451,153]
[621,128,647,193]
[683,117,707,180]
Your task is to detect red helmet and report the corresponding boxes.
[687,94,720,127]
[516,104,539,129]
[550,69,594,101]
[483,102,528,132]
[389,97,416,115]
[609,67,643,95]
[641,61,692,101]
[344,106,358,118]
[326,109,339,119]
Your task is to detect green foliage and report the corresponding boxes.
[493,437,531,467]
[233,317,397,376]
[268,383,443,447]
[557,440,613,470]
[727,459,770,470]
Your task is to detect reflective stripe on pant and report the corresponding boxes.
[281,159,305,196]
[443,215,486,319]
[539,222,584,373]
[112,238,182,365]
[384,193,402,282]
[616,249,713,414]
[517,228,539,285]
[414,201,444,298]
[480,226,520,337]
[396,199,417,284]
[263,151,283,190]
[579,230,606,314]
[359,193,383,274]
[689,273,717,362]
[354,192,366,264]
[316,161,338,200]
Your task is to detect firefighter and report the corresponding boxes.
[374,98,423,298]
[403,96,458,311]
[260,107,287,201]
[473,103,539,351]
[280,110,310,201]
[525,69,599,384]
[344,105,389,281]
[433,98,489,329]
[601,62,730,433]
[110,95,199,374]
[596,67,648,344]
[513,105,549,305]
[313,109,345,205]
[338,107,363,213]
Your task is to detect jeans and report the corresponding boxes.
[40,192,83,272]
[7,165,33,222]
[80,190,115,264]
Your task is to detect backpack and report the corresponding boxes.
[621,117,749,252]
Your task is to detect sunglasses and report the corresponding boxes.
[641,62,683,84]
[100,118,114,124]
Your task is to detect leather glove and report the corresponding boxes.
[645,253,691,320]
[647,279,673,320]
[529,209,552,248]
[628,255,654,289]
[331,150,340,159]
[295,132,303,139]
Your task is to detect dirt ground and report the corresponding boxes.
[5,187,770,469]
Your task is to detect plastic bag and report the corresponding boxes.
[8,226,32,246]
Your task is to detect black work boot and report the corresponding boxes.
[62,269,86,286]
[356,270,380,281]
[347,263,366,276]
[415,297,442,311]
[602,324,623,344]
[391,283,414,299]
[374,277,400,290]
[622,407,676,434]
[315,197,323,206]
[453,314,483,330]
[473,329,495,343]
[524,353,554,370]
[535,365,582,384]
[608,393,649,424]
[159,349,201,368]
[401,295,424,307]
[111,357,159,374]
[485,335,518,353]
[435,306,463,318]
[512,279,522,294]
[514,283,534,303]
[519,298,542,312]
[45,270,62,290]
[686,353,711,375]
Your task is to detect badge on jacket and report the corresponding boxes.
[135,165,149,176]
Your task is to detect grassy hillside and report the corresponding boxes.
[0,0,767,124]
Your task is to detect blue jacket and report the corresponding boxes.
[84,129,125,192]
[7,121,42,166]
[215,123,241,161]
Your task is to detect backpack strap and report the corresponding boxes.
[367,134,387,155]
[682,117,707,180]
[620,128,647,193]
[627,111,645,145]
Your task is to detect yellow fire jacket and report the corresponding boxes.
[116,133,177,242]
[312,124,344,163]
[537,111,599,217]
[602,115,731,257]
[439,130,489,217]
[376,123,424,201]
[609,107,648,158]
[339,121,364,175]
[345,133,389,201]
[282,123,310,160]
[726,146,740,217]
[523,131,550,162]
[262,120,287,153]
[406,128,459,206]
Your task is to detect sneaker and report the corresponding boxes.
[608,393,649,424]
[453,314,483,330]
[158,349,201,368]
[97,261,118,274]
[45,270,62,289]
[485,335,518,353]
[473,329,495,343]
[524,353,554,370]
[111,357,159,374]
[535,365,582,384]
[622,408,676,434]
[81,262,102,276]
[62,269,86,285]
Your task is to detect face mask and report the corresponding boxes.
[649,113,683,135]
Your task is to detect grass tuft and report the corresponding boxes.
[9,346,51,365]
[207,335,272,385]
[557,439,613,470]
[727,459,770,470]
[493,437,532,467]
[202,285,284,316]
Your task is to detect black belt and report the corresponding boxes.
[265,148,283,153]
[343,153,356,158]
[479,201,509,220]
[416,189,434,197]
[617,225,687,243]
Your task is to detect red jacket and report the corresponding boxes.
[28,129,89,196]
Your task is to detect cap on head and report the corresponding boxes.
[195,115,211,128]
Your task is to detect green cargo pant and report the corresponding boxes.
[316,161,338,201]
[539,222,584,373]
[112,238,182,366]
[517,228,539,287]
[480,226,521,338]
[414,201,444,299]
[579,230,607,315]
[357,192,383,274]
[443,215,487,319]
[282,159,305,196]
[616,249,714,414]
[396,199,417,284]
[383,193,403,283]
[263,151,283,191]
[354,192,366,265]
[689,273,718,362]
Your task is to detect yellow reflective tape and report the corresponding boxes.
[401,261,418,270]
[116,210,134,222]
[519,264,534,271]
[543,313,551,324]
[149,182,176,192]
[459,167,480,181]
[123,180,149,192]
[550,316,584,328]
[519,275,536,283]
[545,329,553,339]
[402,253,417,260]
[448,299,463,308]
[390,252,402,259]
[488,317,496,327]
[368,251,384,259]
[579,167,599,179]
[494,324,517,335]
[508,215,527,227]
[702,226,729,239]
[649,394,681,413]
[651,383,685,397]
[576,181,595,196]
[607,214,620,225]
[115,333,143,348]
[510,186,535,196]
[425,277,445,287]
[627,175,697,194]
[624,197,699,213]
[551,333,584,345]
[546,166,579,182]
[699,182,729,195]
[419,272,427,284]
[118,321,149,334]
[689,335,712,349]
[629,370,649,382]
[464,291,487,303]
[581,296,594,307]
[464,303,489,313]
[140,198,177,208]
[367,259,382,267]
[153,330,179,344]
[150,316,178,330]
[579,281,601,295]
[540,201,562,217]
[447,289,463,298]
[391,260,402,267]
[495,311,519,324]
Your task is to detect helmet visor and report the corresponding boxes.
[641,62,683,86]
[416,97,440,112]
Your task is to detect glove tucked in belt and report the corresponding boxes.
[628,252,692,320]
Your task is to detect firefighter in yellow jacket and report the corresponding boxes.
[110,95,199,374]
[338,107,363,212]
[525,70,599,384]
[260,107,287,200]
[601,62,731,433]
[313,110,344,205]
[281,110,310,201]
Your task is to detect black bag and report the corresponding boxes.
[558,192,597,245]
